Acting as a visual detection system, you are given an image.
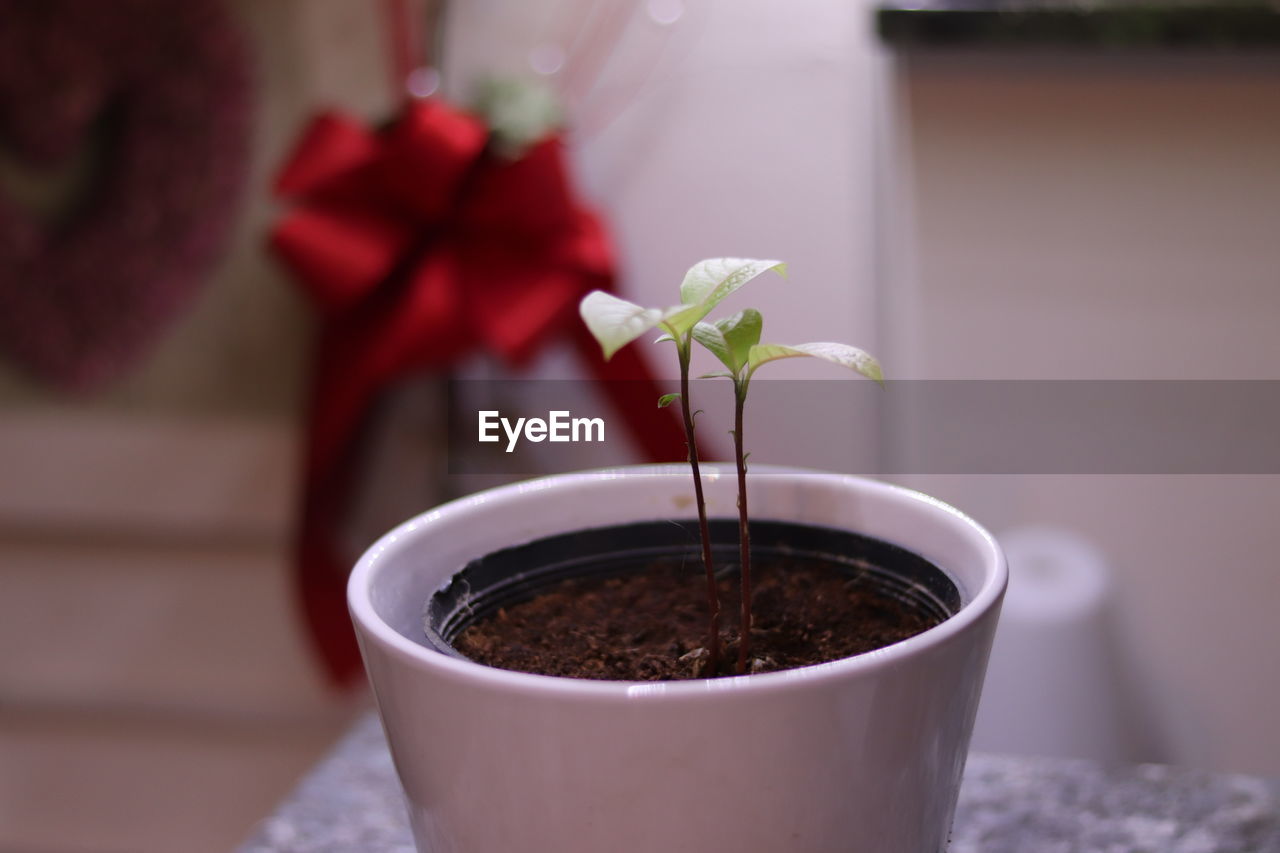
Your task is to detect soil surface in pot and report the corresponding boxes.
[452,556,947,680]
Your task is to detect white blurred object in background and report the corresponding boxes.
[971,525,1144,763]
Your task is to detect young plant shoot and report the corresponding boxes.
[692,309,883,673]
[579,258,786,675]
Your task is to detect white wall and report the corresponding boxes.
[446,0,885,471]
[881,55,1280,775]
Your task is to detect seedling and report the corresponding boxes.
[692,308,882,671]
[580,259,786,674]
[580,257,881,675]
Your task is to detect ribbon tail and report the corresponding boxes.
[568,320,695,465]
[295,482,366,686]
[292,332,387,687]
[293,251,470,686]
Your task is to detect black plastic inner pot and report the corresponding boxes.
[423,519,962,661]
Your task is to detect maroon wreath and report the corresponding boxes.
[0,0,253,390]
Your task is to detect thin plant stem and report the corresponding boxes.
[733,382,752,674]
[678,346,720,676]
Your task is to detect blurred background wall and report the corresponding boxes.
[879,54,1280,773]
[0,2,384,850]
[1,1,1277,851]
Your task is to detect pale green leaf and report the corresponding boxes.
[716,308,762,372]
[679,258,787,307]
[579,291,680,360]
[691,322,734,373]
[660,303,708,339]
[692,309,763,374]
[667,258,786,336]
[657,393,681,408]
[747,342,884,385]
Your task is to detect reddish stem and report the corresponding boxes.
[734,384,752,674]
[679,349,720,676]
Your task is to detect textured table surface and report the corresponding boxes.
[241,713,1280,853]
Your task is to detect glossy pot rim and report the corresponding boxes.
[348,464,1008,702]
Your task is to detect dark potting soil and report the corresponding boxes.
[452,556,946,680]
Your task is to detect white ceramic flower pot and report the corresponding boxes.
[348,465,1007,853]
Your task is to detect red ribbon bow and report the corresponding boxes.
[271,98,685,685]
